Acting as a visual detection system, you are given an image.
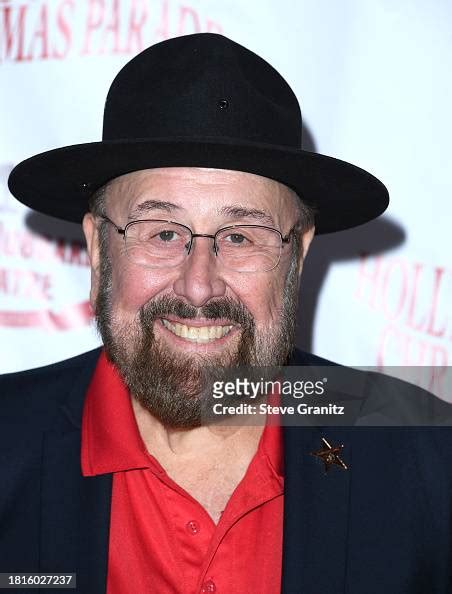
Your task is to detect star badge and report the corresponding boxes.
[311,437,348,473]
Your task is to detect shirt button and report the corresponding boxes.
[186,520,200,534]
[201,579,216,592]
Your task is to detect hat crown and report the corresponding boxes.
[102,33,302,148]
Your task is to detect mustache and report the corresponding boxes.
[139,295,255,329]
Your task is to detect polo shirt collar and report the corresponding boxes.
[81,350,150,476]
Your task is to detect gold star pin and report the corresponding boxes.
[311,437,348,473]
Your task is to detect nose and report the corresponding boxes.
[172,235,227,307]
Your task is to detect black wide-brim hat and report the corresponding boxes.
[8,33,389,233]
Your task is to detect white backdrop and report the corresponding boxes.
[1,0,451,398]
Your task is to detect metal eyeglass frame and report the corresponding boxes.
[99,215,294,271]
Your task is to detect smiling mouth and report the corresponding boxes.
[161,319,234,342]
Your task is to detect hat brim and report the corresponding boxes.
[8,137,389,234]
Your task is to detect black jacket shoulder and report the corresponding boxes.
[0,348,101,431]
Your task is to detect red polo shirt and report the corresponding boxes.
[81,350,284,594]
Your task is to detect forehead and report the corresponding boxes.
[104,167,299,222]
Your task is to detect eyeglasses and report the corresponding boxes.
[100,216,293,272]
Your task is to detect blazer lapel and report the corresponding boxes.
[39,349,112,594]
[282,425,352,594]
[76,472,113,594]
[40,430,112,591]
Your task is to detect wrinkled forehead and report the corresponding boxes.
[102,167,300,226]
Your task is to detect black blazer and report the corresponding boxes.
[1,348,452,593]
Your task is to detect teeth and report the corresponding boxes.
[161,319,233,342]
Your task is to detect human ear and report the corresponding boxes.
[82,213,101,308]
[296,225,315,281]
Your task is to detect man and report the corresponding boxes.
[2,33,452,594]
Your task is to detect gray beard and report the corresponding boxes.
[95,241,300,428]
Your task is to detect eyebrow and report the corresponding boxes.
[128,200,276,227]
[219,205,276,227]
[128,199,181,220]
